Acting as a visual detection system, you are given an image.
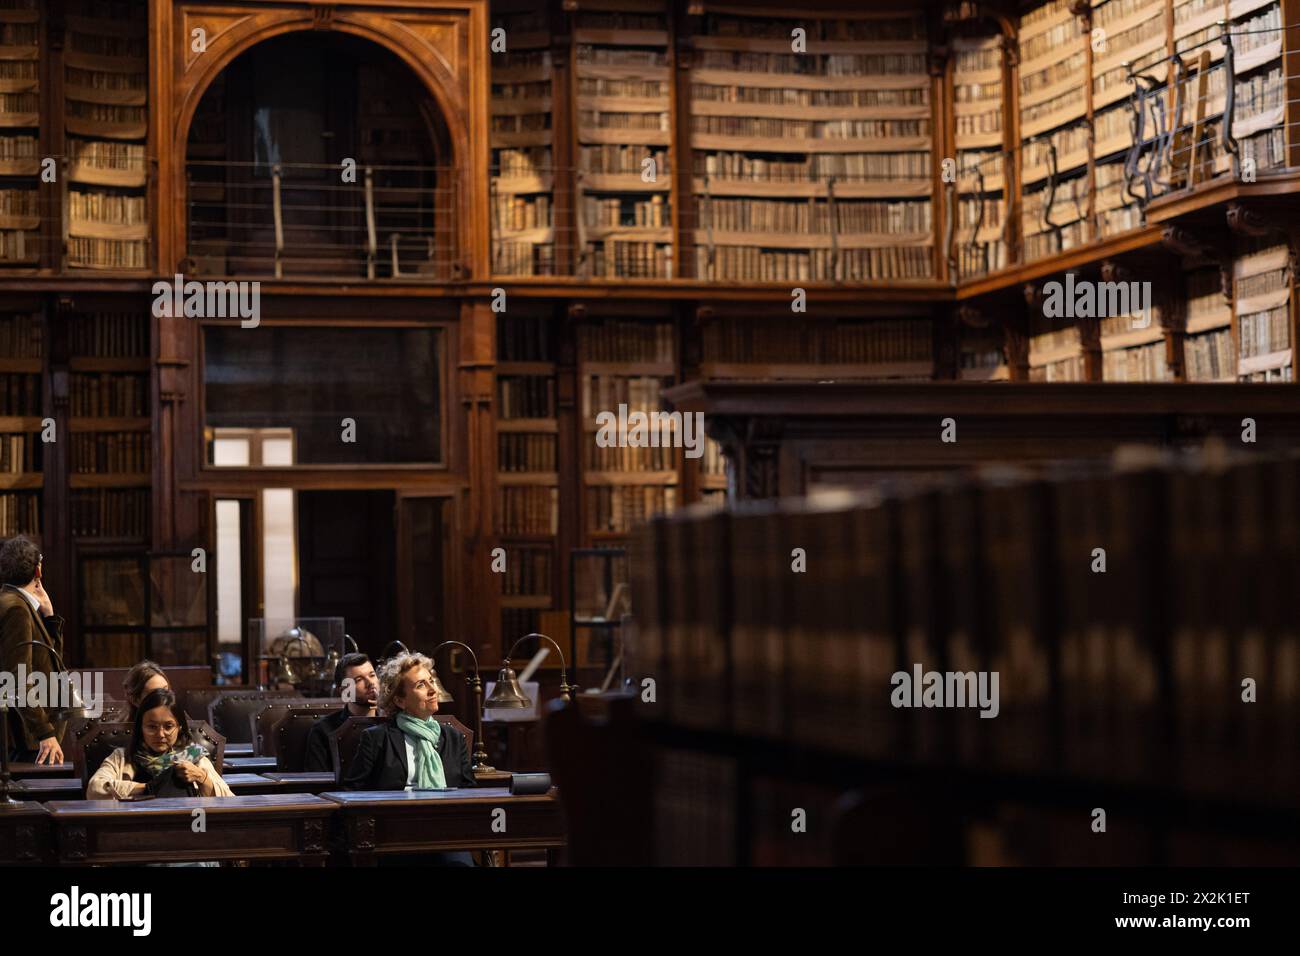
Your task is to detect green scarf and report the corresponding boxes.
[132,742,204,781]
[395,712,446,789]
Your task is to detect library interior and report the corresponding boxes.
[0,0,1298,871]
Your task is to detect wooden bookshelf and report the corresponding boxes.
[497,310,561,641]
[0,305,42,536]
[1091,0,1168,240]
[66,308,150,540]
[579,316,679,535]
[688,6,933,282]
[953,32,1007,280]
[1234,236,1292,381]
[63,0,150,272]
[491,7,556,276]
[574,0,674,279]
[1183,264,1235,380]
[1019,0,1089,263]
[0,0,40,267]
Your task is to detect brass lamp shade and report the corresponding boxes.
[430,669,455,704]
[484,665,532,709]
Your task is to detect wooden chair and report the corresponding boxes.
[275,713,328,772]
[250,699,343,756]
[182,686,250,722]
[329,715,474,783]
[208,691,302,744]
[435,714,473,759]
[330,716,382,783]
[71,719,226,789]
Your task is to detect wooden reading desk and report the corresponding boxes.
[0,802,50,864]
[323,788,565,865]
[44,794,335,865]
[8,762,74,779]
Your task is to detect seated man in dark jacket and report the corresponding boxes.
[344,652,476,791]
[304,653,379,773]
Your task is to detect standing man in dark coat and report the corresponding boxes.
[0,535,67,764]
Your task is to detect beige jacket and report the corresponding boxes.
[87,747,234,800]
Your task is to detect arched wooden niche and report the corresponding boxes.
[155,1,487,279]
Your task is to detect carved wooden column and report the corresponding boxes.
[935,305,961,380]
[1009,283,1037,381]
[929,23,952,285]
[44,295,73,659]
[999,31,1022,265]
[554,302,581,615]
[549,2,575,277]
[459,297,500,665]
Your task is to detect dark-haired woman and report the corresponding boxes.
[122,659,169,721]
[88,687,232,800]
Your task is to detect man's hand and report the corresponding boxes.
[36,735,64,765]
[32,579,53,618]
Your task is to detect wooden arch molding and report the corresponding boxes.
[152,1,489,276]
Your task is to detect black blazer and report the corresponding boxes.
[302,707,351,773]
[344,719,477,790]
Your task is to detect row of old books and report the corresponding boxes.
[582,194,667,228]
[585,239,673,279]
[629,450,1300,803]
[70,487,148,538]
[69,371,148,417]
[691,117,927,141]
[69,310,148,357]
[494,241,555,276]
[581,145,667,177]
[580,374,669,418]
[701,317,932,365]
[588,484,675,535]
[695,151,931,183]
[698,245,932,282]
[498,375,556,420]
[0,309,40,356]
[0,432,38,472]
[501,546,552,597]
[495,194,551,232]
[500,433,557,472]
[0,371,39,414]
[587,440,675,473]
[0,490,39,536]
[498,314,554,362]
[498,485,558,535]
[1102,341,1171,381]
[71,431,149,473]
[698,198,931,235]
[704,11,923,41]
[578,319,673,362]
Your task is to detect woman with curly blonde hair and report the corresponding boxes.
[344,652,476,791]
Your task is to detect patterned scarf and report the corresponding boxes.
[132,742,205,781]
[395,712,446,789]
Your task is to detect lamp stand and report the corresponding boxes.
[468,672,496,773]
